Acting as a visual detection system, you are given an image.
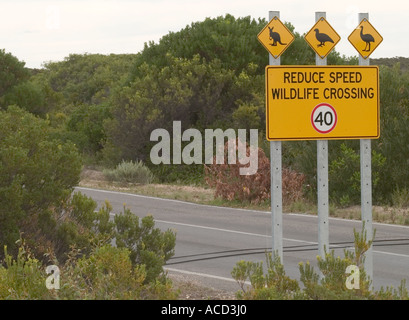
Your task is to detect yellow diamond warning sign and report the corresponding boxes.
[257,16,295,59]
[265,65,380,141]
[348,18,383,59]
[304,17,341,59]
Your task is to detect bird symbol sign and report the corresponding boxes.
[348,18,383,59]
[257,16,295,59]
[304,17,341,59]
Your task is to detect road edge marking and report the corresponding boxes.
[76,186,409,230]
[164,267,249,285]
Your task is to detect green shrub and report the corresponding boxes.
[0,196,178,299]
[51,192,115,261]
[232,225,409,300]
[231,252,300,300]
[0,244,51,299]
[329,143,386,206]
[149,163,205,185]
[391,187,409,208]
[103,160,154,184]
[0,242,177,300]
[65,245,175,300]
[70,245,145,299]
[114,209,176,283]
[60,193,176,286]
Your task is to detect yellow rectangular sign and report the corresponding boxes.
[265,65,379,141]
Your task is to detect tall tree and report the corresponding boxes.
[0,49,29,102]
[104,54,237,163]
[0,106,82,257]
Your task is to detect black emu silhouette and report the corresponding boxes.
[268,27,287,46]
[314,28,334,47]
[360,26,375,52]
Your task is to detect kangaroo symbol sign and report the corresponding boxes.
[265,65,380,141]
[257,16,295,59]
[348,18,383,59]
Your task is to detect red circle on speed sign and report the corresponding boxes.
[311,103,337,134]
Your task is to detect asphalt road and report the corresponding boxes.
[76,186,409,293]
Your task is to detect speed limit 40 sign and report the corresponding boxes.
[311,103,337,134]
[265,65,379,141]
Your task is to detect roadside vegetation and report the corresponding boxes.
[231,225,409,300]
[1,14,409,299]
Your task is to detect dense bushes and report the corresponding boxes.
[0,191,177,299]
[0,106,82,258]
[231,226,409,300]
[57,191,176,286]
[0,241,177,299]
[0,105,176,299]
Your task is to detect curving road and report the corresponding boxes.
[76,186,409,293]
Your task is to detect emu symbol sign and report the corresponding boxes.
[348,18,383,59]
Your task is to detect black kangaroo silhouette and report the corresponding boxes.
[268,27,287,46]
[314,28,334,47]
[360,26,375,52]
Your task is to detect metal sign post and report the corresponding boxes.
[315,11,329,261]
[269,10,283,262]
[359,12,374,286]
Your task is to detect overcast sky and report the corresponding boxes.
[1,0,407,69]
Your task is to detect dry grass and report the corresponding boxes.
[334,205,409,225]
[79,168,215,204]
[79,168,409,226]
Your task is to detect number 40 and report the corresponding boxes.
[314,111,334,127]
